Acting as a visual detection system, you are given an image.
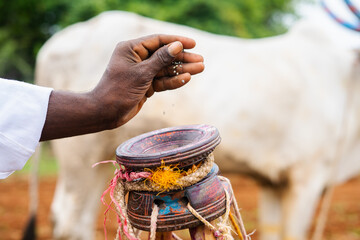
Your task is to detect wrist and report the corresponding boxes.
[85,89,121,130]
[41,90,113,140]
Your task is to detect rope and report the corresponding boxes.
[114,182,139,240]
[186,181,253,240]
[150,205,159,240]
[115,225,121,240]
[110,155,214,240]
[171,233,183,240]
[345,0,360,19]
[185,189,231,240]
[187,202,217,232]
[218,176,251,240]
[321,0,360,32]
[96,152,252,240]
[216,190,234,240]
[124,154,214,192]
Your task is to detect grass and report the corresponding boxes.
[13,142,58,177]
[351,227,360,236]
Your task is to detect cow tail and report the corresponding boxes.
[22,144,42,240]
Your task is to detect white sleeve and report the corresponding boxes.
[0,78,53,179]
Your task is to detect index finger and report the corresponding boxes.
[133,34,196,60]
[142,34,196,50]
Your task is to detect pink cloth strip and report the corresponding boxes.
[93,160,152,240]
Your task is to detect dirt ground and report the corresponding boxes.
[0,173,359,240]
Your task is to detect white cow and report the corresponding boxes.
[35,8,360,240]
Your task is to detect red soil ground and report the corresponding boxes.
[0,174,359,240]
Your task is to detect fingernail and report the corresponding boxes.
[168,41,183,57]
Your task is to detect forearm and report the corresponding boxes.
[40,90,111,141]
[39,35,204,141]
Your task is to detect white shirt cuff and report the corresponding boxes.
[0,78,52,178]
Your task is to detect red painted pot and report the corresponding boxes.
[127,164,232,231]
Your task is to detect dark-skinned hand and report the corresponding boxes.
[40,34,204,141]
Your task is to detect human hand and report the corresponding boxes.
[91,34,205,127]
[41,35,204,141]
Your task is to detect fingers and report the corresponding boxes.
[146,72,192,97]
[154,50,204,78]
[155,62,205,78]
[133,34,196,60]
[144,44,204,79]
[176,51,204,63]
[141,34,196,53]
[167,41,184,57]
[153,73,191,92]
[145,85,155,98]
[146,56,204,95]
[128,34,204,95]
[143,42,183,75]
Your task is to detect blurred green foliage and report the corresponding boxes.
[14,143,58,177]
[0,0,299,82]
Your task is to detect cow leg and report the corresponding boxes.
[281,163,327,240]
[52,164,111,240]
[51,133,116,240]
[258,187,283,240]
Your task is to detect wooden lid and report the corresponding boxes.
[116,124,221,170]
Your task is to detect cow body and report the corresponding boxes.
[36,10,360,240]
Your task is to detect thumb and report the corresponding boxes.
[145,41,183,74]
